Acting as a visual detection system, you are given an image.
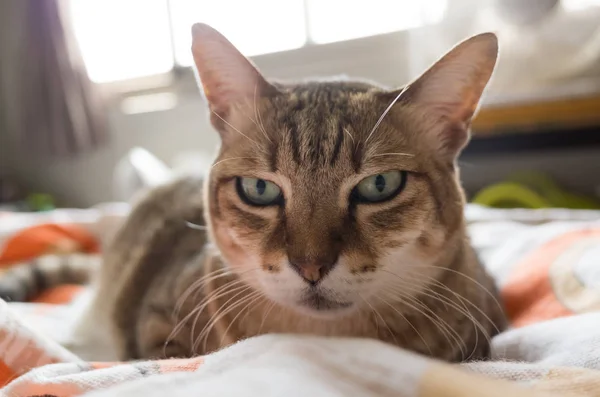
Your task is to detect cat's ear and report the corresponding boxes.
[399,32,498,159]
[191,24,278,128]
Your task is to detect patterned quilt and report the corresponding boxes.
[1,203,600,396]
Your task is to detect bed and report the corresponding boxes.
[1,203,600,396]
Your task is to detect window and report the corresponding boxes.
[70,0,174,83]
[306,0,447,44]
[69,0,448,84]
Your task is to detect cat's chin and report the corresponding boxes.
[292,304,356,319]
[290,292,356,319]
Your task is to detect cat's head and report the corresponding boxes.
[192,24,497,317]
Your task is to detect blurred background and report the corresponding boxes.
[1,0,600,211]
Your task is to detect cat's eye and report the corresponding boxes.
[236,177,282,206]
[353,171,407,203]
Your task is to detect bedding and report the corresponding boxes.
[0,204,600,396]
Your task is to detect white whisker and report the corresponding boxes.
[194,284,256,352]
[375,295,432,356]
[381,270,489,360]
[186,222,207,231]
[343,127,355,145]
[258,300,277,334]
[200,289,263,352]
[218,292,265,347]
[365,85,410,144]
[380,286,466,358]
[254,83,272,143]
[402,264,504,315]
[211,157,260,169]
[211,110,261,147]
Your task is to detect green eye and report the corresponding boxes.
[354,171,407,203]
[236,177,282,206]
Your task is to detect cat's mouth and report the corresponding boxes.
[298,290,353,312]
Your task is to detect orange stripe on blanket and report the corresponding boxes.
[5,380,85,397]
[31,285,85,305]
[0,359,17,388]
[0,329,63,387]
[157,356,204,373]
[502,228,600,328]
[0,224,99,269]
[88,357,205,373]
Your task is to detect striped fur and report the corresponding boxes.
[0,254,99,302]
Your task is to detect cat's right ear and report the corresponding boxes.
[392,33,498,160]
[191,24,278,133]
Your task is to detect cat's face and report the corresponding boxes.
[192,24,497,317]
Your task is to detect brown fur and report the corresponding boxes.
[91,172,505,361]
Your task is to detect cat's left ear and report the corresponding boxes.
[191,23,279,134]
[398,33,498,159]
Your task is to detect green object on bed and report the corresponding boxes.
[26,193,56,212]
[471,171,600,209]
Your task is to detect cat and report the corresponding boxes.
[0,23,506,362]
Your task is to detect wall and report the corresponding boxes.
[3,31,600,207]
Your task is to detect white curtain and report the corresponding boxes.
[0,0,108,158]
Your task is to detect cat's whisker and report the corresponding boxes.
[397,288,471,361]
[410,286,486,362]
[211,110,262,147]
[168,277,250,351]
[401,269,500,335]
[384,289,457,350]
[199,289,263,353]
[379,286,466,358]
[194,269,262,307]
[379,267,485,344]
[174,275,237,326]
[343,127,355,145]
[381,270,490,360]
[258,300,277,335]
[193,284,256,353]
[358,295,381,336]
[373,295,433,356]
[254,83,272,143]
[189,276,257,320]
[173,274,259,346]
[173,271,228,325]
[211,156,261,169]
[173,267,239,318]
[188,283,253,354]
[397,264,504,314]
[186,221,208,231]
[364,85,409,144]
[217,292,265,348]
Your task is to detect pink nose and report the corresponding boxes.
[289,259,336,285]
[299,263,323,283]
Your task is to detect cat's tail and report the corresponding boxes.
[0,254,100,302]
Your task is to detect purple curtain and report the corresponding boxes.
[4,0,108,157]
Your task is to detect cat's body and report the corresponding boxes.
[85,174,504,362]
[0,25,507,362]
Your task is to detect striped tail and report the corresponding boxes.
[0,254,100,302]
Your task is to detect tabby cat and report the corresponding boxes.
[0,24,506,362]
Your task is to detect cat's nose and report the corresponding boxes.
[289,258,336,285]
